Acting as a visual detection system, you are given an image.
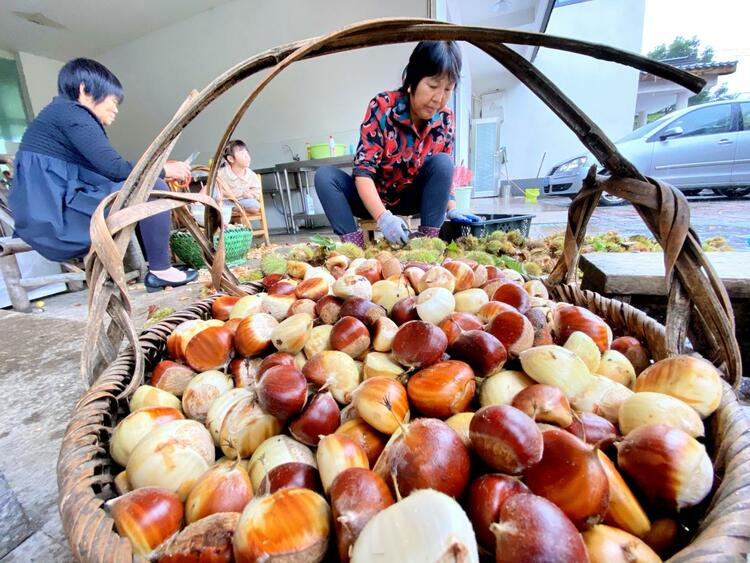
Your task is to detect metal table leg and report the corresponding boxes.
[273,170,291,233]
[283,169,297,233]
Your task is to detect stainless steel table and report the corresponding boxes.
[274,155,354,233]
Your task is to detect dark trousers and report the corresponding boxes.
[314,153,454,235]
[135,178,172,271]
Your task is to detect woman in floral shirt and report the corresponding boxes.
[315,41,478,248]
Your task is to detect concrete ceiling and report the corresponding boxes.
[455,0,554,95]
[0,0,236,60]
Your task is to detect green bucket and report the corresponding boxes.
[170,226,253,269]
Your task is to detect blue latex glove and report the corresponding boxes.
[377,210,410,246]
[447,209,482,224]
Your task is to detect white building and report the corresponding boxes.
[635,56,737,126]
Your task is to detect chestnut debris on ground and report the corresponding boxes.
[107,248,723,562]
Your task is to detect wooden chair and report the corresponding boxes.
[185,166,270,246]
[359,215,415,244]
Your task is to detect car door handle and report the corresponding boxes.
[718,138,734,145]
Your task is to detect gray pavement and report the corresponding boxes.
[0,193,748,560]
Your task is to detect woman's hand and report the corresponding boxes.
[447,209,481,224]
[164,160,192,183]
[377,211,410,246]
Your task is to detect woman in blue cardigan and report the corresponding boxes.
[9,58,196,291]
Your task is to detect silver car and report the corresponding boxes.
[546,99,750,205]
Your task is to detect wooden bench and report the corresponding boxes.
[0,206,146,312]
[359,215,415,243]
[579,251,750,372]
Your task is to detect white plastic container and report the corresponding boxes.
[453,186,473,212]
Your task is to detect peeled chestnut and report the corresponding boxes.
[295,277,330,301]
[511,384,573,427]
[467,474,529,550]
[469,404,543,474]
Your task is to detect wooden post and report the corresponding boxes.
[0,254,31,312]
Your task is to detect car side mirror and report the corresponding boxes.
[659,126,683,140]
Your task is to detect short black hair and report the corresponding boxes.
[58,58,124,103]
[402,41,462,92]
[223,139,248,162]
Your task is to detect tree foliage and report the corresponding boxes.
[647,35,714,63]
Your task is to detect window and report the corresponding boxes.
[665,104,732,138]
[740,103,750,131]
[0,55,30,152]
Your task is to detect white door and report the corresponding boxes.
[471,118,501,196]
[650,104,736,188]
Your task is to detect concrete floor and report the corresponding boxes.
[0,193,748,560]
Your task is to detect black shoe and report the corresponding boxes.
[144,268,198,293]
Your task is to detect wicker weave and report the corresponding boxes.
[57,17,748,562]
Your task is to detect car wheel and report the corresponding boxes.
[598,192,626,206]
[711,187,750,198]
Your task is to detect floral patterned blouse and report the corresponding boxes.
[352,87,455,206]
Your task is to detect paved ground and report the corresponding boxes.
[0,193,748,560]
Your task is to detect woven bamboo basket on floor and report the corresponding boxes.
[57,18,749,562]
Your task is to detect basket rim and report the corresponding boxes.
[57,287,750,562]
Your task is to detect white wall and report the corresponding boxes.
[98,0,427,169]
[497,0,646,178]
[16,51,64,116]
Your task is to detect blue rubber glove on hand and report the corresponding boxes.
[447,209,482,224]
[377,210,410,247]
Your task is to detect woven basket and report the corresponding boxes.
[57,18,748,562]
[170,226,252,269]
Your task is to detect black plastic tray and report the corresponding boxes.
[440,213,535,242]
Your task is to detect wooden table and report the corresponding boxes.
[579,252,750,298]
[579,251,749,375]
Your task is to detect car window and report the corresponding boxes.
[665,104,732,138]
[617,117,669,143]
[740,102,750,131]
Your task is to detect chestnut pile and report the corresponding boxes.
[108,251,724,562]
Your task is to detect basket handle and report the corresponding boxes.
[81,19,739,388]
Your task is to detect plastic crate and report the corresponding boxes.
[440,213,535,242]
